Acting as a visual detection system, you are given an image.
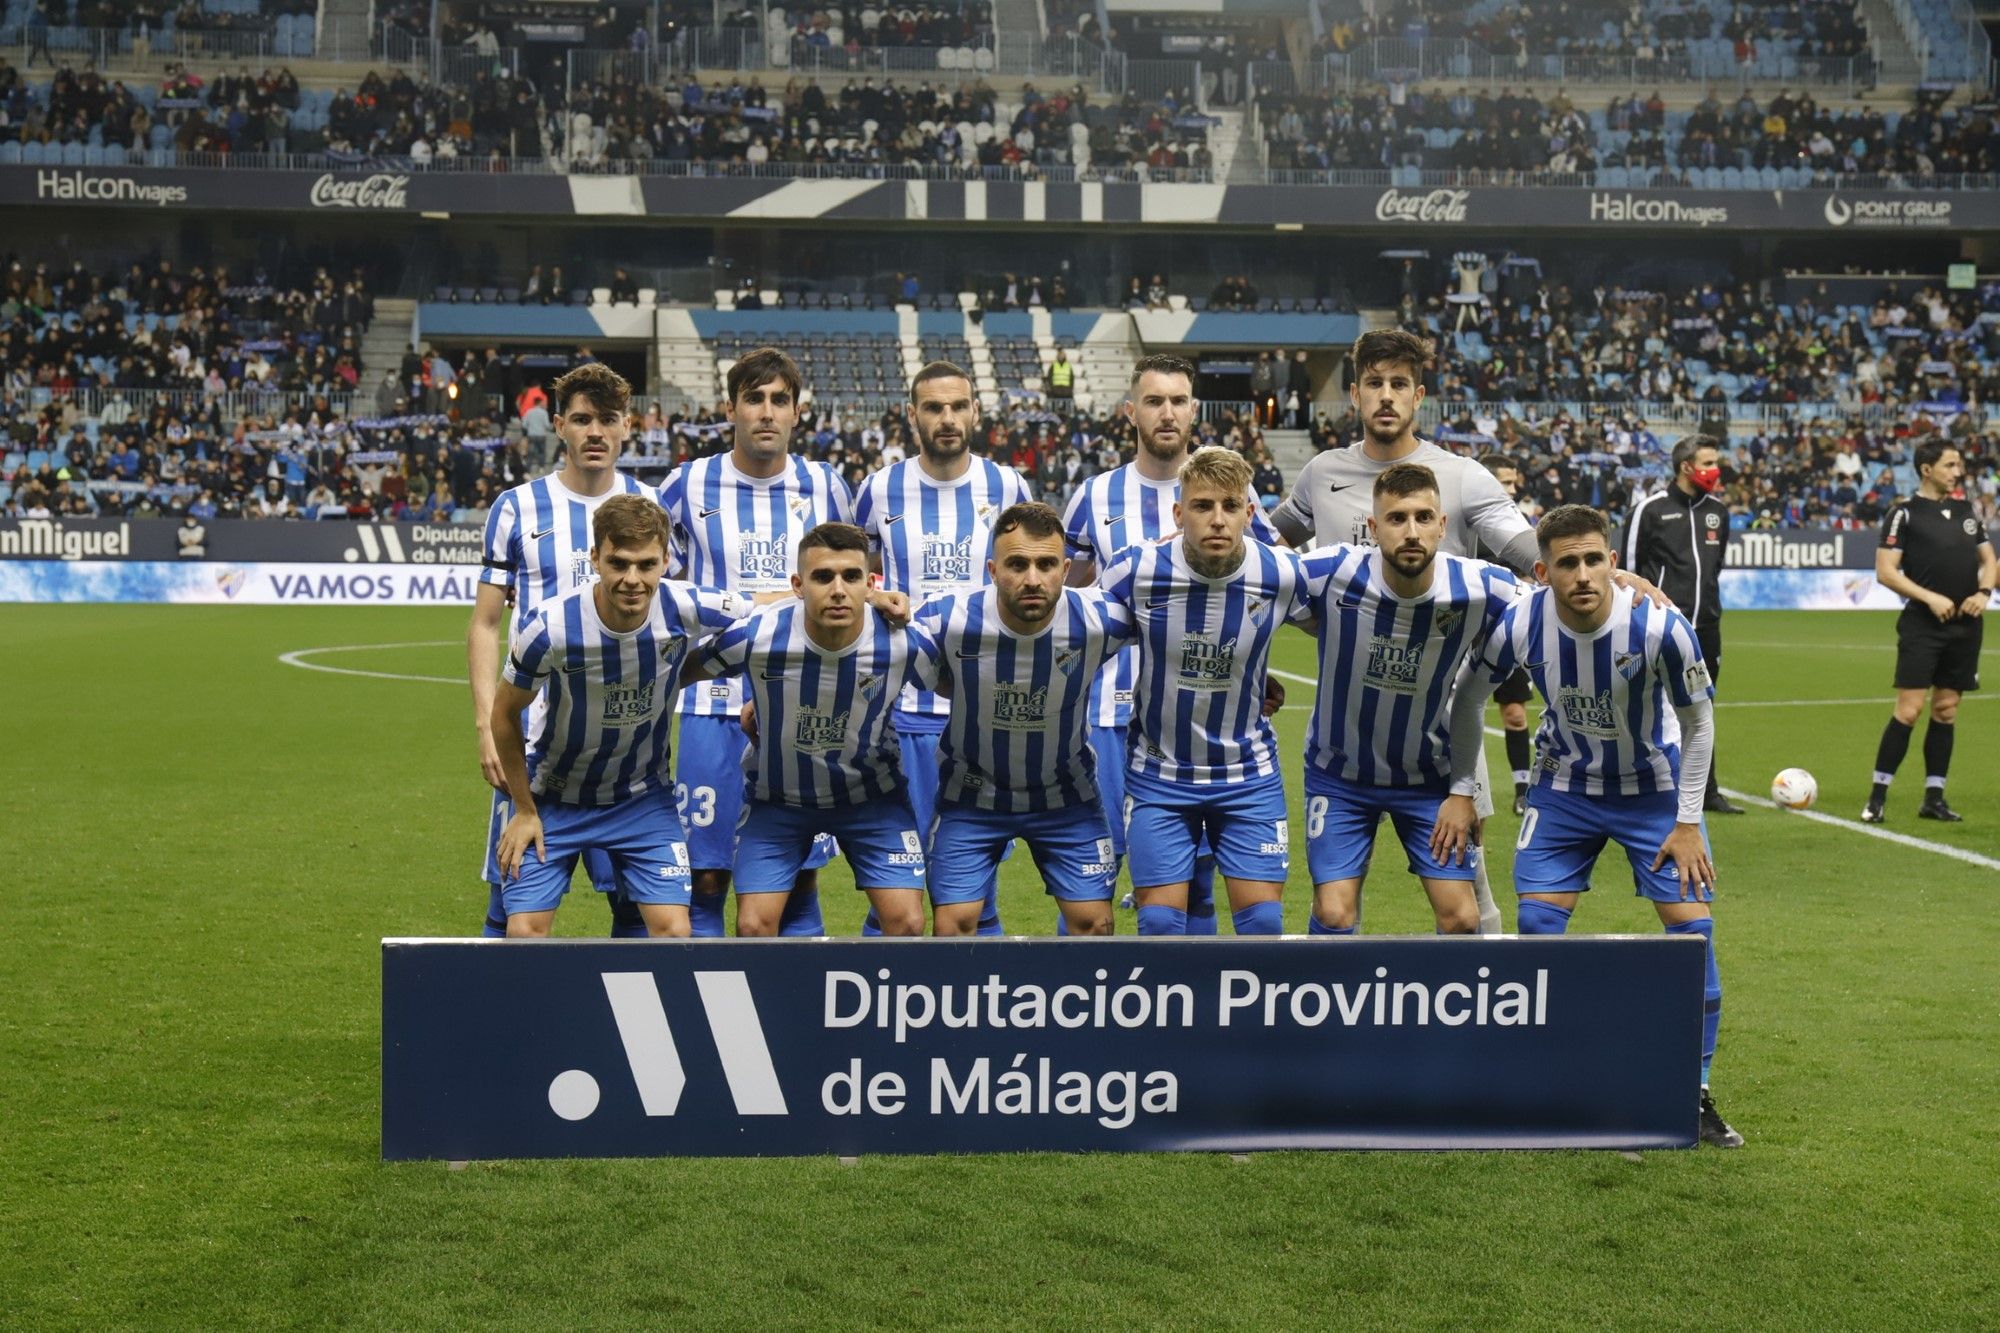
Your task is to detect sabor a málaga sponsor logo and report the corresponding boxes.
[1822,193,1952,229]
[1589,192,1729,227]
[309,172,410,210]
[1374,187,1470,224]
[35,170,187,206]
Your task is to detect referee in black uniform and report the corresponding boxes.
[1623,435,1742,813]
[1477,453,1537,814]
[1864,439,1997,823]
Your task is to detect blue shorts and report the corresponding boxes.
[497,788,691,916]
[677,714,833,876]
[1304,767,1477,885]
[1514,785,1714,903]
[898,723,946,835]
[929,800,1117,904]
[1092,724,1130,857]
[735,793,927,893]
[1124,769,1291,887]
[486,787,616,891]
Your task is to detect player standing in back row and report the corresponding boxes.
[1862,440,1996,824]
[1271,329,1670,933]
[657,348,852,936]
[467,362,654,939]
[1062,354,1278,932]
[853,360,1032,935]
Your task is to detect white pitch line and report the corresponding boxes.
[1718,787,2000,873]
[1272,670,1997,874]
[278,641,461,685]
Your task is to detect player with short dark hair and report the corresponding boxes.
[489,494,752,938]
[1476,452,1535,814]
[1623,434,1741,815]
[468,361,654,939]
[1299,464,1521,936]
[1863,441,1996,823]
[853,359,1033,935]
[684,523,941,936]
[1443,504,1741,1148]
[918,502,1134,936]
[657,346,852,936]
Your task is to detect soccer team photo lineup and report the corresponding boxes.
[12,27,2000,1314]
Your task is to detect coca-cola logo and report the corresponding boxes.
[1374,188,1470,224]
[308,173,410,210]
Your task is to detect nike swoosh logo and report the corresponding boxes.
[1329,483,1354,495]
[760,669,788,680]
[1146,597,1171,610]
[699,507,721,519]
[955,650,983,659]
[529,526,555,541]
[883,513,904,525]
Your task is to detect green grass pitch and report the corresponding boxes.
[4,605,1996,1329]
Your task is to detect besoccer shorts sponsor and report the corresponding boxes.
[1303,766,1476,885]
[1894,611,1983,693]
[929,799,1117,904]
[1124,769,1290,887]
[486,786,617,891]
[1513,785,1712,904]
[677,714,834,874]
[496,787,692,916]
[735,793,928,893]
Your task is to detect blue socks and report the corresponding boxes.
[1668,917,1722,1083]
[1231,901,1283,936]
[1185,855,1219,935]
[689,890,728,938]
[608,891,649,939]
[976,874,1005,936]
[1516,898,1573,935]
[1307,914,1355,936]
[1136,905,1188,936]
[778,885,824,937]
[481,883,508,938]
[860,908,883,937]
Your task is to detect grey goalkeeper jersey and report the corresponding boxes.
[1271,439,1538,573]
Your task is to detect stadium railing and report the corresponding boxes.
[670,26,1119,85]
[0,22,319,63]
[1414,400,1951,432]
[11,385,363,420]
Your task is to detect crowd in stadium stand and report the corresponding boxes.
[1313,0,1869,63]
[1258,84,1995,180]
[563,75,1210,175]
[786,1,992,50]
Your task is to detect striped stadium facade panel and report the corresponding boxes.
[3,166,1993,232]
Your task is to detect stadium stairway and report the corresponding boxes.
[1210,111,1255,185]
[317,0,375,63]
[992,0,1044,77]
[1860,0,1928,83]
[362,297,416,384]
[657,333,722,410]
[1265,428,1316,488]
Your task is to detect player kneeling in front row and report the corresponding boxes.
[685,523,936,935]
[1439,504,1742,1147]
[490,495,751,938]
[1299,464,1521,936]
[1101,447,1314,936]
[918,503,1132,935]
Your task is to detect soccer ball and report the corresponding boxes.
[1770,768,1818,810]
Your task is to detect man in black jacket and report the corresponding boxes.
[1624,435,1742,813]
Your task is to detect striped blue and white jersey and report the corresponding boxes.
[703,603,941,808]
[1100,538,1313,786]
[504,582,751,806]
[1061,462,1279,727]
[852,456,1033,726]
[916,586,1136,813]
[656,452,853,716]
[1304,547,1520,787]
[1473,583,1713,797]
[480,471,652,635]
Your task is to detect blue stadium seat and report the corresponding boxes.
[21,141,46,164]
[0,142,18,164]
